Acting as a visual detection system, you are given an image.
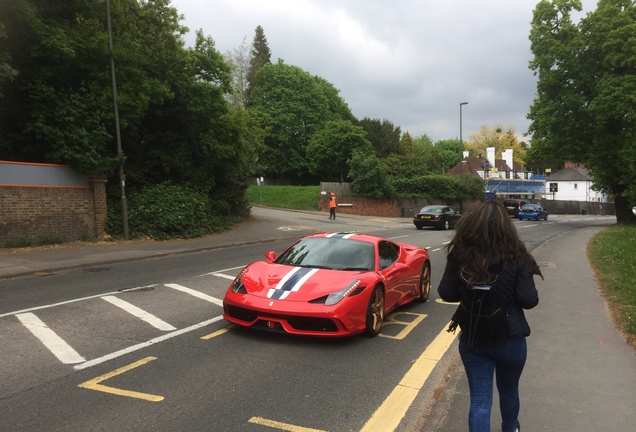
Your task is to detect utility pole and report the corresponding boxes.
[106,0,129,240]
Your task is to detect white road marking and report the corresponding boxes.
[164,283,223,307]
[211,273,236,280]
[102,296,176,331]
[74,316,224,370]
[199,265,244,277]
[0,284,158,318]
[521,224,537,228]
[16,312,86,364]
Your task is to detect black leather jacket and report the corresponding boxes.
[438,258,539,338]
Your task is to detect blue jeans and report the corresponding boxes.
[459,336,527,432]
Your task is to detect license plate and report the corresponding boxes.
[420,215,430,219]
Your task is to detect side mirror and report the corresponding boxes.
[265,251,276,261]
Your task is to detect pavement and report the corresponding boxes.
[0,206,321,280]
[1,207,635,432]
[416,224,636,432]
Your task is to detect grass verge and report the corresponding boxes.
[588,223,636,349]
[246,185,321,211]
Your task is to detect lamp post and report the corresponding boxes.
[106,0,129,240]
[459,102,468,146]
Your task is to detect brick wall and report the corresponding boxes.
[0,178,107,246]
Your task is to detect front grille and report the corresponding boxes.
[288,317,338,332]
[226,305,339,333]
[225,305,257,322]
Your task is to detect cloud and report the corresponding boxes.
[172,0,598,142]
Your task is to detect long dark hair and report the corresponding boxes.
[444,200,542,285]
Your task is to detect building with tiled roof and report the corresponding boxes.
[546,164,608,202]
[446,147,544,199]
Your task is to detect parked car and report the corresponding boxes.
[518,203,548,221]
[503,199,531,218]
[413,205,461,230]
[223,232,431,337]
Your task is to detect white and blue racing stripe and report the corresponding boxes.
[267,267,320,300]
[326,232,355,239]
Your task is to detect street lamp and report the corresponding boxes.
[106,0,129,240]
[460,102,468,146]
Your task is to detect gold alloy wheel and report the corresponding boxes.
[418,262,431,302]
[365,287,385,336]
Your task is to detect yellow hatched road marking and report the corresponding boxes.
[379,312,427,340]
[249,417,328,432]
[77,356,163,402]
[360,324,457,432]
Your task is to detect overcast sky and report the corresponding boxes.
[170,0,598,143]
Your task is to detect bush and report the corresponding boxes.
[391,174,483,202]
[106,183,209,240]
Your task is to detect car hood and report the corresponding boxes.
[240,261,370,301]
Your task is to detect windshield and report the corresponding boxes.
[276,237,375,271]
[521,204,537,211]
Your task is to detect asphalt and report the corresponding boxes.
[1,207,635,432]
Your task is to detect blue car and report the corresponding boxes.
[518,204,548,221]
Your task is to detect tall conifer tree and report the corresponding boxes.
[246,25,271,105]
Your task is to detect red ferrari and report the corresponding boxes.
[223,232,431,337]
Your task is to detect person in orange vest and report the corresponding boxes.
[329,192,337,219]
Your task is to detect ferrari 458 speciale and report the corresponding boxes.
[223,232,431,337]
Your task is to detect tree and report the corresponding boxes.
[435,139,464,173]
[0,0,252,221]
[313,76,356,123]
[357,117,403,158]
[306,119,372,182]
[224,37,251,108]
[250,60,330,180]
[348,149,394,199]
[246,25,271,105]
[465,124,526,165]
[0,0,120,173]
[383,134,442,179]
[528,0,636,222]
[401,131,414,155]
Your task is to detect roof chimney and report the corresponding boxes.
[486,147,495,167]
[503,149,513,170]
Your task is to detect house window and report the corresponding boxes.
[574,183,578,190]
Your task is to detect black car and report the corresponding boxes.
[413,205,461,230]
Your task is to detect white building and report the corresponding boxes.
[546,165,608,202]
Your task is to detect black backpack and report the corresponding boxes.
[447,269,510,347]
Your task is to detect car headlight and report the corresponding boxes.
[231,268,248,294]
[325,279,362,306]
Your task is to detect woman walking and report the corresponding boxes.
[438,200,542,432]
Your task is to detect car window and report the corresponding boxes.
[378,241,399,270]
[420,206,442,214]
